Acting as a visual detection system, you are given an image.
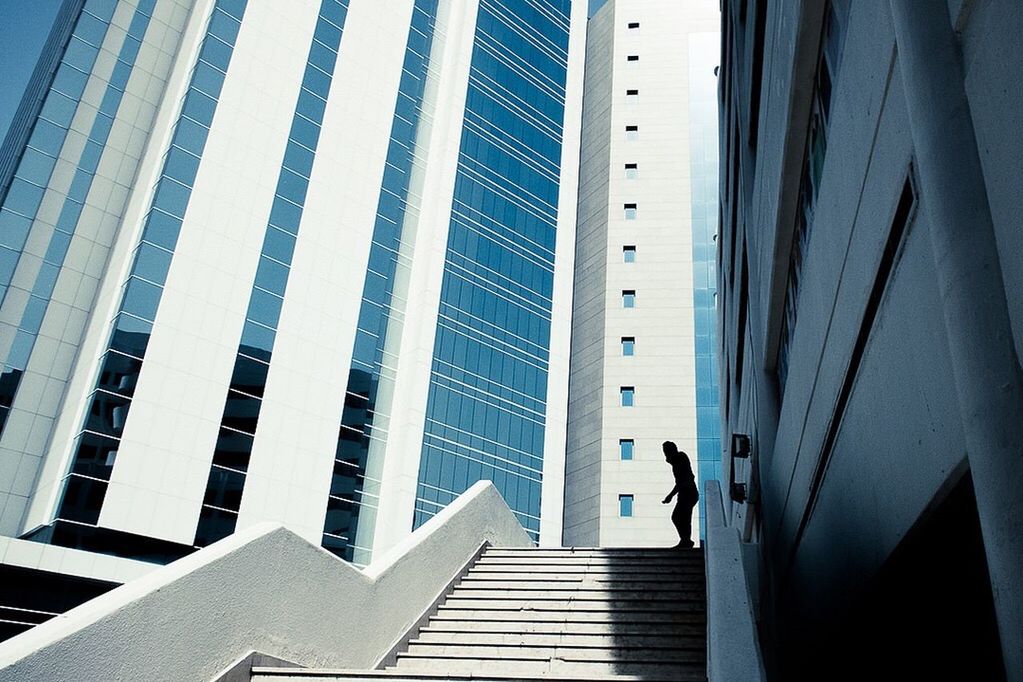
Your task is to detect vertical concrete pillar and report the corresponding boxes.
[889,2,1023,676]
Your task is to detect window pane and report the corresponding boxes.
[619,494,633,517]
[229,355,269,397]
[58,474,107,524]
[163,147,200,187]
[212,427,254,471]
[142,209,182,250]
[254,255,289,294]
[620,387,634,407]
[221,389,261,435]
[71,432,119,478]
[203,466,245,510]
[246,287,283,328]
[131,242,173,284]
[121,276,162,320]
[620,439,633,460]
[109,313,152,358]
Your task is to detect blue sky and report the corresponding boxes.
[0,0,62,142]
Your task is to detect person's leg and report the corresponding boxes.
[672,499,695,548]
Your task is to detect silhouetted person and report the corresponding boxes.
[662,440,698,548]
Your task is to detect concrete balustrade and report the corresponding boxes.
[705,480,765,681]
[0,481,531,682]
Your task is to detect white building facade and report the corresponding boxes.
[0,0,584,628]
[564,0,719,547]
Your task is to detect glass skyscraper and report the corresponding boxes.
[0,0,585,605]
[413,1,573,542]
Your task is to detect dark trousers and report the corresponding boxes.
[672,495,698,546]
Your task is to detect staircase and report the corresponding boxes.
[252,546,707,681]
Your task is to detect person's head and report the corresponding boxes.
[662,440,679,460]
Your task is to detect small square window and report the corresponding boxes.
[619,494,634,517]
[622,290,635,308]
[623,245,636,262]
[625,163,638,179]
[622,337,635,356]
[619,439,634,460]
[626,89,639,104]
[620,386,635,406]
[627,22,640,29]
[627,55,639,62]
[624,203,637,220]
[625,125,638,141]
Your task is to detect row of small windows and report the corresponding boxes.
[618,18,640,515]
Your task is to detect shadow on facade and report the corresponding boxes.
[777,471,1004,680]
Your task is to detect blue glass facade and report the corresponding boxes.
[412,0,573,542]
[688,33,722,533]
[320,0,440,563]
[54,0,249,530]
[195,0,349,548]
[0,0,131,438]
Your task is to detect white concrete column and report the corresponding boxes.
[889,2,1023,676]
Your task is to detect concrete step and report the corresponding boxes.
[252,667,673,681]
[476,557,704,568]
[468,565,705,577]
[440,597,707,612]
[403,642,704,662]
[462,572,705,586]
[456,576,703,588]
[450,587,705,601]
[422,619,707,637]
[483,548,703,556]
[391,653,705,680]
[434,606,706,623]
[414,629,705,649]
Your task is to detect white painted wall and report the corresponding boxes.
[538,0,587,548]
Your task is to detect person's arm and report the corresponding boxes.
[662,484,679,504]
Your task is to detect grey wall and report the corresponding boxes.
[718,0,1019,676]
[563,0,614,547]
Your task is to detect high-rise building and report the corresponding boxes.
[563,0,719,547]
[718,0,1022,677]
[0,0,584,635]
